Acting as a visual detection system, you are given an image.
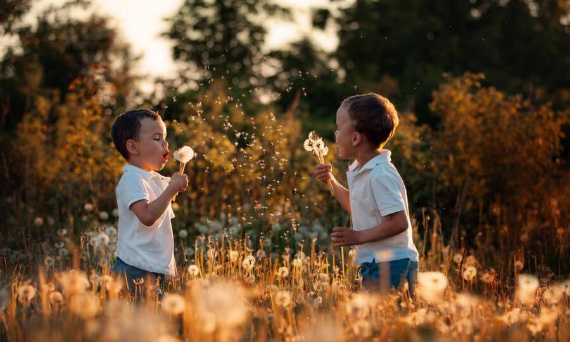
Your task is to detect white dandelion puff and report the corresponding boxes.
[275,290,292,307]
[188,265,201,277]
[161,293,186,315]
[516,274,539,305]
[416,272,448,304]
[463,266,477,282]
[17,284,36,305]
[276,266,289,278]
[173,146,195,173]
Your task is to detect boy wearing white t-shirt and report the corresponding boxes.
[110,109,188,300]
[315,93,419,295]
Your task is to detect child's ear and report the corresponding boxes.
[126,139,139,156]
[352,132,362,146]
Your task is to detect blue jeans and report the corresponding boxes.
[112,257,165,301]
[359,258,418,297]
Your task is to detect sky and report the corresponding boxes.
[26,0,340,84]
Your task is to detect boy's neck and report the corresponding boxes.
[355,148,385,171]
[127,159,153,173]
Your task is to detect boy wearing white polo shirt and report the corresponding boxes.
[110,109,188,300]
[315,93,419,295]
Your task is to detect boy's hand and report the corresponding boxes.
[315,163,332,183]
[169,172,188,192]
[331,227,361,247]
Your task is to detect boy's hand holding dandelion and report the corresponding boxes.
[304,132,334,195]
[168,172,188,193]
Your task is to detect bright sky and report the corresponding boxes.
[26,0,340,81]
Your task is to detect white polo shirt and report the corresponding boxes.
[347,150,419,264]
[115,164,176,276]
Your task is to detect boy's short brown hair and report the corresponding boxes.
[111,108,160,160]
[342,93,399,149]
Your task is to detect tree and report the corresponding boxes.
[164,0,290,91]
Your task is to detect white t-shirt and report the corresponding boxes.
[347,150,419,264]
[115,164,176,276]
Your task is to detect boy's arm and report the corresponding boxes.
[130,173,188,227]
[316,164,351,214]
[331,211,408,247]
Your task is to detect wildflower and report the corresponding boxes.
[173,146,195,173]
[178,229,188,238]
[276,266,289,278]
[516,274,539,305]
[275,290,292,307]
[188,265,201,277]
[34,217,44,226]
[161,293,186,315]
[99,211,109,220]
[242,256,255,271]
[462,266,477,282]
[84,203,93,212]
[542,284,564,304]
[17,284,36,305]
[416,272,448,304]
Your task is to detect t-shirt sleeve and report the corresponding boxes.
[118,173,149,209]
[371,173,406,216]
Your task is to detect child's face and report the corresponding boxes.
[335,103,357,160]
[130,117,169,172]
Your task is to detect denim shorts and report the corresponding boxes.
[359,258,418,296]
[112,257,165,301]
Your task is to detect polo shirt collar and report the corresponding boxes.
[350,150,392,175]
[122,164,165,180]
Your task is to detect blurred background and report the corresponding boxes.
[0,0,569,275]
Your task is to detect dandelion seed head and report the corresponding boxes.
[188,265,200,276]
[161,293,186,315]
[99,211,109,220]
[416,272,448,304]
[34,217,44,226]
[17,284,36,305]
[516,274,539,305]
[173,146,195,163]
[275,290,292,307]
[462,266,477,282]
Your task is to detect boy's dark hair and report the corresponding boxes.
[111,108,160,160]
[342,93,399,149]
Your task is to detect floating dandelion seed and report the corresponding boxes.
[161,293,186,315]
[173,146,195,173]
